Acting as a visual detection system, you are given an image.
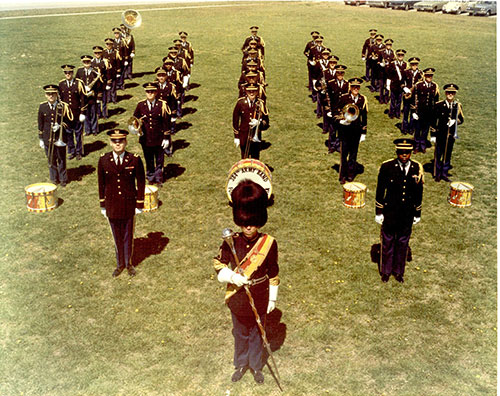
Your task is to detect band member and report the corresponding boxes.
[38,84,73,187]
[304,31,320,91]
[375,138,423,283]
[431,84,464,182]
[378,38,395,104]
[401,57,423,134]
[179,31,194,68]
[367,34,384,92]
[335,78,368,184]
[166,46,190,117]
[130,82,171,184]
[98,130,145,277]
[91,46,109,119]
[233,84,270,160]
[238,70,266,102]
[361,29,377,82]
[214,180,279,384]
[326,64,349,153]
[103,38,122,104]
[155,66,178,135]
[112,27,126,90]
[241,26,265,58]
[311,49,334,119]
[308,35,326,103]
[412,67,439,153]
[120,23,135,80]
[58,64,86,160]
[386,49,407,119]
[75,55,101,136]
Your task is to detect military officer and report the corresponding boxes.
[98,129,145,277]
[232,84,270,160]
[130,82,171,184]
[431,84,464,182]
[241,26,265,58]
[361,29,377,82]
[386,49,407,119]
[37,84,73,187]
[58,65,86,160]
[76,55,101,135]
[214,180,279,384]
[412,67,439,153]
[375,138,424,283]
[401,57,423,134]
[335,77,368,184]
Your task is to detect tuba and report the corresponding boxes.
[122,9,142,30]
[342,103,359,122]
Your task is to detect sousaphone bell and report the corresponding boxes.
[122,9,142,30]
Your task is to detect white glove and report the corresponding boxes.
[359,134,366,143]
[327,111,332,118]
[135,208,142,215]
[171,117,177,123]
[39,139,45,149]
[267,284,279,314]
[101,208,107,217]
[54,139,66,147]
[430,136,436,144]
[309,60,316,66]
[413,217,421,225]
[447,119,456,127]
[380,61,385,67]
[106,85,111,91]
[311,79,317,89]
[375,214,384,225]
[362,56,366,61]
[217,267,249,287]
[96,100,101,104]
[249,118,259,128]
[117,73,121,78]
[340,119,350,126]
[85,85,90,92]
[182,75,190,89]
[412,113,419,120]
[234,138,240,147]
[128,125,139,135]
[79,114,86,122]
[403,87,411,95]
[161,139,169,149]
[124,61,129,66]
[386,81,391,91]
[52,123,60,132]
[130,53,135,58]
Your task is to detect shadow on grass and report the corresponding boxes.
[57,197,64,208]
[107,107,126,117]
[117,94,133,103]
[261,140,272,152]
[124,82,139,89]
[163,163,186,181]
[133,71,156,78]
[184,94,198,102]
[175,121,192,133]
[132,231,169,267]
[172,138,190,154]
[68,164,96,183]
[331,162,365,178]
[99,120,119,132]
[266,308,286,352]
[188,82,200,90]
[181,107,197,116]
[83,140,107,155]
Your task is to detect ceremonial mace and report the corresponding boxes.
[221,228,283,392]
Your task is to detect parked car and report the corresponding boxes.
[344,0,367,5]
[367,0,390,7]
[468,0,496,15]
[414,1,448,12]
[465,1,477,13]
[389,0,421,10]
[442,1,470,14]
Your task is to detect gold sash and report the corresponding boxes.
[224,234,275,302]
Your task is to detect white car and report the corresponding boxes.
[443,1,470,14]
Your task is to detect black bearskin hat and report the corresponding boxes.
[231,180,268,227]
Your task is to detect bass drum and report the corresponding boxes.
[226,159,272,201]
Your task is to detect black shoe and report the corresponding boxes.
[76,154,82,160]
[347,176,354,182]
[395,274,404,283]
[434,176,441,182]
[441,175,451,182]
[381,274,390,283]
[112,267,124,277]
[339,178,346,185]
[127,267,136,277]
[231,367,247,382]
[68,154,76,160]
[60,182,67,188]
[252,369,264,384]
[93,132,97,136]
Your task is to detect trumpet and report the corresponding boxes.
[127,116,144,136]
[122,9,142,30]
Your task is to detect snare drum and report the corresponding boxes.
[25,183,58,212]
[448,182,474,207]
[226,159,272,201]
[143,185,159,212]
[343,182,366,209]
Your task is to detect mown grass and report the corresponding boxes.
[0,2,496,395]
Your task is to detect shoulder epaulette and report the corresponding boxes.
[382,158,393,164]
[101,153,105,157]
[58,79,65,83]
[40,101,48,105]
[134,153,139,157]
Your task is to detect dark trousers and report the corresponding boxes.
[84,102,98,134]
[117,69,125,90]
[240,140,260,160]
[44,144,67,185]
[339,129,361,181]
[65,121,83,156]
[364,60,371,81]
[369,61,379,90]
[231,311,265,371]
[108,216,135,269]
[124,59,133,79]
[434,135,455,177]
[107,80,117,104]
[142,144,165,183]
[97,92,108,119]
[380,224,411,276]
[402,99,415,134]
[414,115,432,152]
[389,90,403,118]
[379,77,389,104]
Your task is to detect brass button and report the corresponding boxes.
[118,192,122,195]
[246,245,250,248]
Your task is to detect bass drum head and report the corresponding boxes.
[226,159,272,201]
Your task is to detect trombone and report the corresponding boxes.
[48,102,65,166]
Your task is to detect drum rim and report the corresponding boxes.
[25,182,58,193]
[450,181,474,191]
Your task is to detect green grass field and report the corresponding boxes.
[0,2,496,395]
